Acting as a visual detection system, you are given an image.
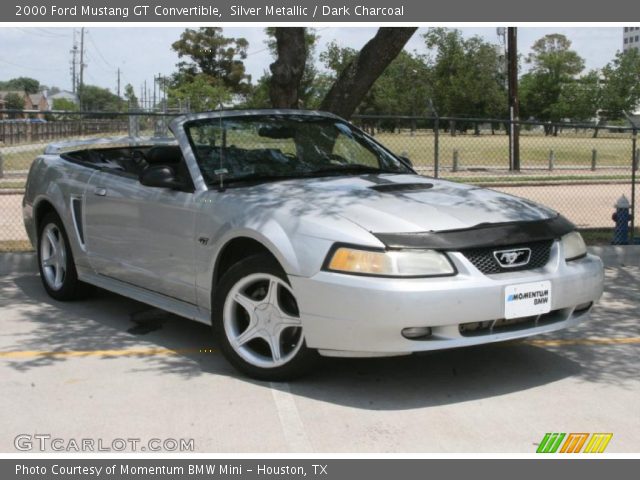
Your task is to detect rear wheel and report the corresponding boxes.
[212,254,318,380]
[37,212,91,301]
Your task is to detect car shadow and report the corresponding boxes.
[2,269,633,411]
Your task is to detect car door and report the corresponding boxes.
[83,154,198,304]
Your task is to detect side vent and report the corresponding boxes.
[70,197,85,247]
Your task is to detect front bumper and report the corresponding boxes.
[290,243,604,357]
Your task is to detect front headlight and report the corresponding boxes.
[325,246,455,277]
[561,231,587,261]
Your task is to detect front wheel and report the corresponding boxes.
[37,212,92,301]
[212,254,318,381]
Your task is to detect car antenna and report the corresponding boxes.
[213,99,228,192]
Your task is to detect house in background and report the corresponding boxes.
[49,90,79,107]
[0,90,50,119]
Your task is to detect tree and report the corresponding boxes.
[52,98,78,111]
[599,48,640,120]
[552,71,600,122]
[123,83,139,109]
[526,34,584,79]
[423,28,506,122]
[171,28,250,94]
[77,85,122,112]
[168,76,231,112]
[0,77,40,94]
[319,28,417,119]
[268,28,308,108]
[4,92,24,117]
[520,34,586,126]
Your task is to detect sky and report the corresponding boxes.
[0,27,624,96]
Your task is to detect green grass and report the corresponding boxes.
[374,131,636,169]
[0,181,26,189]
[0,148,44,171]
[445,174,631,185]
[0,240,33,252]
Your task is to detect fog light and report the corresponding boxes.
[402,327,433,340]
[574,302,593,312]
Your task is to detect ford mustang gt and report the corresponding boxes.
[22,110,604,380]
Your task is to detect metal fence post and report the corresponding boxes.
[0,150,4,179]
[452,149,459,172]
[434,117,439,178]
[591,149,597,171]
[635,148,639,172]
[631,129,637,244]
[548,150,555,171]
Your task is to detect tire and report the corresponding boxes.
[212,254,319,381]
[37,211,92,301]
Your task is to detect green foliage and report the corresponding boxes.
[168,75,231,112]
[520,34,587,122]
[171,27,250,94]
[0,77,40,94]
[3,92,25,110]
[52,98,78,111]
[599,48,640,120]
[77,84,122,112]
[123,83,139,109]
[422,28,507,118]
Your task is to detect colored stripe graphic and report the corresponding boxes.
[560,433,589,453]
[537,433,566,453]
[583,433,613,453]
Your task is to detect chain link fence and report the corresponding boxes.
[1,110,637,251]
[353,115,638,245]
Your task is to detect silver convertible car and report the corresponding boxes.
[23,110,604,380]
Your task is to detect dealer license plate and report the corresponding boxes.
[504,281,552,319]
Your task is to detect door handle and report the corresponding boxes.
[94,187,107,196]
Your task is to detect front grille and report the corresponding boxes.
[459,308,566,337]
[460,240,553,274]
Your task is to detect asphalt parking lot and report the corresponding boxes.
[1,252,639,453]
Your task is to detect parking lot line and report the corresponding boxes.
[0,337,638,360]
[523,337,640,347]
[0,347,215,359]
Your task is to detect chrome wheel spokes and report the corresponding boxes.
[223,273,303,369]
[40,223,67,290]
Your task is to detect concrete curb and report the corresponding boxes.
[588,245,640,267]
[0,252,37,275]
[1,246,638,276]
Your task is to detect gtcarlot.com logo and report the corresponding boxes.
[536,432,613,453]
[14,434,195,452]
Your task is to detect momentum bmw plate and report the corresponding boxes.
[504,281,552,319]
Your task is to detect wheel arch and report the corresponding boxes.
[212,236,286,291]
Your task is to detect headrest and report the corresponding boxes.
[146,145,182,165]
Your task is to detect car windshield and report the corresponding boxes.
[184,114,412,186]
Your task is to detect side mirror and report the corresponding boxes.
[399,156,414,168]
[139,165,185,190]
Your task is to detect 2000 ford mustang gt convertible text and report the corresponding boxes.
[23,110,604,380]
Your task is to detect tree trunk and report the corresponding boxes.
[320,27,417,119]
[269,28,307,109]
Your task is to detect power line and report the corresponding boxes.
[87,32,115,70]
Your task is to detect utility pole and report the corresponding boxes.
[78,27,86,111]
[70,30,78,94]
[508,27,520,171]
[117,68,121,98]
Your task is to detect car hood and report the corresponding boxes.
[233,173,558,234]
